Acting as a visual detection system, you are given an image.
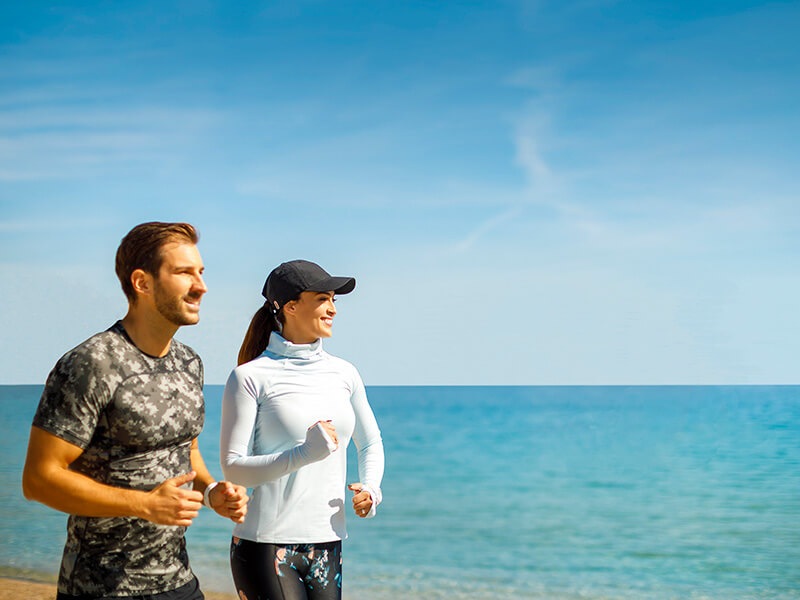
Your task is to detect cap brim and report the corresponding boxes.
[306,276,355,295]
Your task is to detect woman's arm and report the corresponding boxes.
[348,373,385,517]
[220,369,336,488]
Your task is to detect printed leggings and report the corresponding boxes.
[230,538,342,600]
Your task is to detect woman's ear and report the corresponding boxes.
[283,299,296,315]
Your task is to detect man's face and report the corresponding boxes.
[152,242,207,326]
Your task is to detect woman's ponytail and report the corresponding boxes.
[237,304,280,365]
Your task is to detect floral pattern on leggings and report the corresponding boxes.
[231,538,341,600]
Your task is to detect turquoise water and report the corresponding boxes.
[2,385,799,599]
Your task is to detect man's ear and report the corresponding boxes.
[130,269,153,297]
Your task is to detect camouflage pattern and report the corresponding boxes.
[33,321,205,597]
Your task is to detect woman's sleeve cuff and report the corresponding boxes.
[361,483,382,518]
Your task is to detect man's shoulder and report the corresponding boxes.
[55,323,131,373]
[169,337,200,361]
[168,337,203,383]
[35,325,130,441]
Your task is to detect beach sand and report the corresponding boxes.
[0,577,237,600]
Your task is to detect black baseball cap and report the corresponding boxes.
[262,260,355,310]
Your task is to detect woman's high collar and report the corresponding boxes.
[265,332,324,359]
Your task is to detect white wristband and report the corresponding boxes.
[203,481,219,508]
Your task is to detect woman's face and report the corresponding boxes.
[283,290,337,344]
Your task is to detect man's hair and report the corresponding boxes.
[115,222,199,303]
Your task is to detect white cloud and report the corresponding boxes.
[0,217,114,233]
[448,206,524,254]
[0,104,223,180]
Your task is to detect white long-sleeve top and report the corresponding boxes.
[221,333,384,543]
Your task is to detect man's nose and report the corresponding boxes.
[194,274,208,294]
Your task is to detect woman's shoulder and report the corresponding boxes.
[321,351,362,382]
[244,352,284,370]
[226,354,280,388]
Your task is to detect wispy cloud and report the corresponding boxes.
[0,105,221,131]
[0,216,114,233]
[448,206,524,254]
[0,104,223,180]
[506,28,800,257]
[0,43,226,179]
[512,109,601,232]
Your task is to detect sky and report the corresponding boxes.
[1,1,799,385]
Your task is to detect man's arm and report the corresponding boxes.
[22,426,204,526]
[189,438,248,523]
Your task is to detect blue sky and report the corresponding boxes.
[1,1,798,384]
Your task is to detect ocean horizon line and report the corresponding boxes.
[2,382,800,388]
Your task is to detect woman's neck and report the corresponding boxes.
[280,323,318,345]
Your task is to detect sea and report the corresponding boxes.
[1,385,798,599]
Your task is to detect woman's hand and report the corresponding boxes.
[208,481,249,523]
[300,420,338,461]
[317,420,338,446]
[348,483,373,518]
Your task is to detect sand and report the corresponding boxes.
[0,578,53,600]
[0,577,237,600]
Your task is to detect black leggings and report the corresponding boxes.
[230,538,342,600]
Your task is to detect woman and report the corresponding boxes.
[220,260,384,600]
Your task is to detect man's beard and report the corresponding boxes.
[154,284,200,326]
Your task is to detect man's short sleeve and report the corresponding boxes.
[33,348,111,449]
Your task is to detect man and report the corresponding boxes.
[22,222,248,600]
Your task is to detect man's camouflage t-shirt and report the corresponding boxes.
[32,321,205,597]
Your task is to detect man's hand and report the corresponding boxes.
[138,471,204,526]
[23,428,210,524]
[209,481,249,523]
[348,483,373,518]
